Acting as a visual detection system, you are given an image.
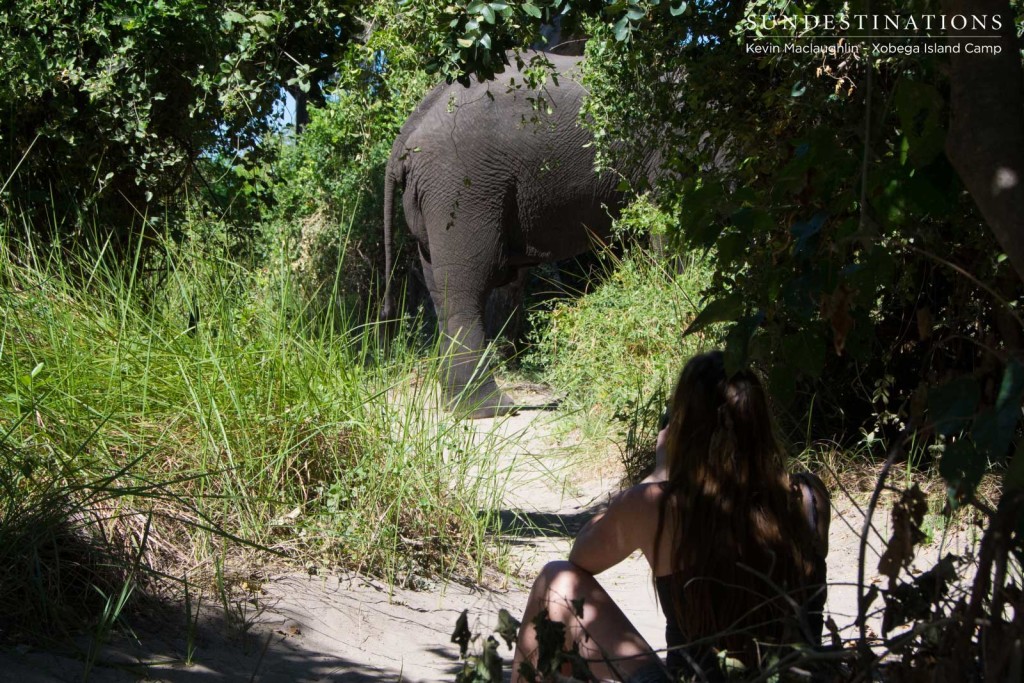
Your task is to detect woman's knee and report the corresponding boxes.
[532,560,589,602]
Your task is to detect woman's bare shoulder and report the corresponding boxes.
[622,481,670,506]
[603,482,669,530]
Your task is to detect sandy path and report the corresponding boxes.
[0,384,976,681]
[0,384,661,681]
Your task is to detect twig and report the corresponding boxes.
[0,133,40,196]
[905,243,1024,330]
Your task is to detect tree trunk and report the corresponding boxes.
[943,0,1024,284]
[286,84,310,134]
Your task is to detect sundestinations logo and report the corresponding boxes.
[742,12,1006,57]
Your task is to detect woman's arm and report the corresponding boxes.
[793,472,831,555]
[568,483,661,575]
[640,426,669,484]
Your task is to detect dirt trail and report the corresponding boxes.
[1,385,977,682]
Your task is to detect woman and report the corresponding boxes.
[511,351,830,682]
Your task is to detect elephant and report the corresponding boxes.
[381,51,646,418]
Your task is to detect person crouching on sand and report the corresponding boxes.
[511,350,830,682]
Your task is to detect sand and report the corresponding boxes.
[0,384,977,682]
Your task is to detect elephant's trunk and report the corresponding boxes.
[381,157,397,322]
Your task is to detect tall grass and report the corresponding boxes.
[526,248,711,419]
[520,247,710,479]
[0,220,509,641]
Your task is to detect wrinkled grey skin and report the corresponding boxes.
[382,52,629,418]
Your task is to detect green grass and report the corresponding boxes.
[522,247,711,468]
[0,221,509,642]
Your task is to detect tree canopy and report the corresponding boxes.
[0,0,361,240]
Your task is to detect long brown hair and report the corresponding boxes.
[654,351,818,665]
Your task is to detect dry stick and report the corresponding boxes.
[735,562,818,653]
[856,429,908,659]
[988,492,1024,625]
[987,528,1010,680]
[547,590,675,683]
[0,133,40,196]
[746,646,864,683]
[844,615,962,683]
[551,580,790,683]
[905,243,1024,331]
[854,17,882,661]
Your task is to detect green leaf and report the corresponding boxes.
[684,293,744,336]
[731,207,773,237]
[972,359,1024,459]
[973,407,1015,460]
[451,609,471,657]
[681,181,727,247]
[928,377,980,437]
[476,635,503,681]
[481,4,496,23]
[791,81,807,97]
[768,360,798,406]
[466,1,486,13]
[782,329,825,379]
[940,439,986,496]
[250,12,275,27]
[716,232,747,266]
[496,608,520,648]
[626,7,646,20]
[723,312,764,375]
[902,169,954,216]
[222,10,246,25]
[457,37,476,48]
[613,16,631,41]
[479,32,492,49]
[522,3,542,18]
[791,212,826,257]
[895,79,946,168]
[996,358,1024,411]
[670,1,688,16]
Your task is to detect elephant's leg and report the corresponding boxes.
[484,267,530,350]
[421,250,516,419]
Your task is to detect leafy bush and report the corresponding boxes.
[270,29,434,322]
[0,0,361,242]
